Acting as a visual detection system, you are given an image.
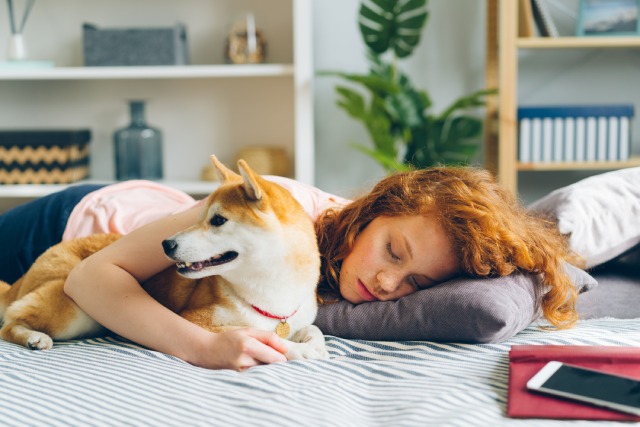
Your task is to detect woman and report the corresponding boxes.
[315,167,581,328]
[1,167,580,370]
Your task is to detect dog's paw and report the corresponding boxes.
[310,345,330,360]
[286,325,329,361]
[285,342,329,361]
[26,332,53,350]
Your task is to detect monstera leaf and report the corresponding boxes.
[359,0,429,58]
[404,89,496,169]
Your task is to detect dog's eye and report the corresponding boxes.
[210,214,228,227]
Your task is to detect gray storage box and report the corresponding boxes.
[83,23,189,66]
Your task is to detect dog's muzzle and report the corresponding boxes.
[162,239,239,274]
[162,239,178,257]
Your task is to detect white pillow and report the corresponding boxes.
[529,167,640,268]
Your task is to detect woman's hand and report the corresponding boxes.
[191,328,289,371]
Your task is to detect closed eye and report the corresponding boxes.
[409,275,431,290]
[386,242,400,262]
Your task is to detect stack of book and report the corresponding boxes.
[517,105,634,164]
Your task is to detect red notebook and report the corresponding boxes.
[508,345,640,420]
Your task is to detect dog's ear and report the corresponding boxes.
[210,155,239,183]
[237,159,263,201]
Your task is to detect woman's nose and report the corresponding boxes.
[376,270,400,292]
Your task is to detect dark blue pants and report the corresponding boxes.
[0,184,105,283]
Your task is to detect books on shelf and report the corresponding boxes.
[517,104,634,164]
[530,0,559,37]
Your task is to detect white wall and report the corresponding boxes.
[312,0,486,198]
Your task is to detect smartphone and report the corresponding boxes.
[526,361,640,416]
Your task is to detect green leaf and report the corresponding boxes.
[335,86,367,119]
[359,0,429,58]
[434,116,483,165]
[359,2,393,54]
[403,114,485,168]
[394,5,429,58]
[437,88,497,120]
[445,116,483,139]
[385,91,423,128]
[353,143,410,172]
[323,70,400,97]
[364,104,397,156]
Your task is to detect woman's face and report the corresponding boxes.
[339,215,460,304]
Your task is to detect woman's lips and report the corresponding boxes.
[356,279,378,301]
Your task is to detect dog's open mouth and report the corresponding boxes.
[176,251,239,273]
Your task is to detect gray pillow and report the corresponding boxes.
[529,167,640,268]
[314,263,596,343]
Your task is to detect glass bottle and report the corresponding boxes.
[113,100,163,180]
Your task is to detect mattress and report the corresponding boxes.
[579,259,640,319]
[2,318,640,426]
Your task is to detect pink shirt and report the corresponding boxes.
[63,177,350,240]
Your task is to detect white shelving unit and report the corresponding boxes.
[0,0,313,210]
[0,64,295,80]
[0,180,219,199]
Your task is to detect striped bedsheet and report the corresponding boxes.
[1,318,640,427]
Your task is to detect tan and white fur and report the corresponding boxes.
[0,156,328,361]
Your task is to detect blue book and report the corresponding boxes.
[518,105,635,119]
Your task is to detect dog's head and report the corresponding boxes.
[162,155,318,282]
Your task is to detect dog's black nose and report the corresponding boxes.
[162,239,178,256]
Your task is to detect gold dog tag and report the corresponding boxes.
[275,321,290,338]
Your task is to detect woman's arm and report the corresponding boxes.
[64,204,288,370]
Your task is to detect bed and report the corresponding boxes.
[0,277,637,426]
[1,170,639,426]
[0,260,637,426]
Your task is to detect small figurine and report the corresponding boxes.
[225,13,267,64]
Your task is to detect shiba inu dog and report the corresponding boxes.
[0,156,328,361]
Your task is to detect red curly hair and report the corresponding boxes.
[315,167,582,329]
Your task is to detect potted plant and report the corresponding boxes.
[324,0,496,172]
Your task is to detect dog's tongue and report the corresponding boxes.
[189,262,205,271]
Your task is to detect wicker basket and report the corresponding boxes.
[236,146,290,176]
[0,129,91,184]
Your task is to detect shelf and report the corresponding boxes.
[517,36,640,49]
[490,0,640,193]
[0,64,295,80]
[518,158,640,171]
[0,180,220,198]
[0,0,314,213]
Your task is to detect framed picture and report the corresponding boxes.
[577,0,640,36]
